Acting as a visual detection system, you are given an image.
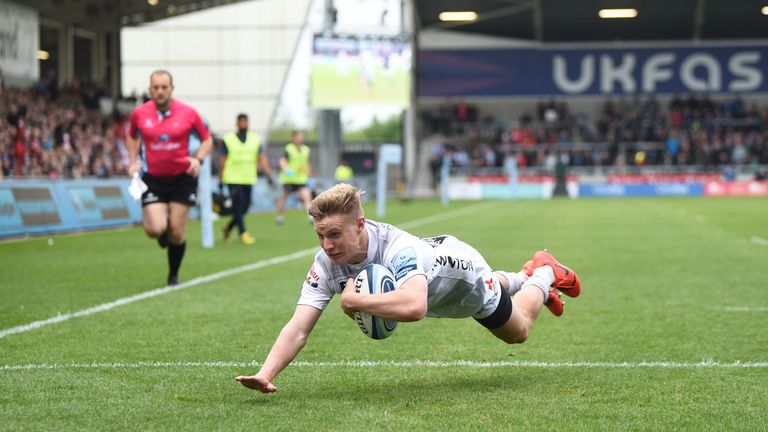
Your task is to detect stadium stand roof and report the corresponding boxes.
[16,0,768,41]
[416,0,768,42]
[14,0,251,31]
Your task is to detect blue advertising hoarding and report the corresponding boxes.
[579,183,705,197]
[0,180,142,238]
[419,44,768,97]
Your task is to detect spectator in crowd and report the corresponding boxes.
[0,80,128,179]
[3,84,768,180]
[419,93,768,172]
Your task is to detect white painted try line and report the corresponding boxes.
[751,236,768,247]
[2,359,767,371]
[0,202,499,339]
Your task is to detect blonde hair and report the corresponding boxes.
[308,183,363,221]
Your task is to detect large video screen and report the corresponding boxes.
[311,35,411,108]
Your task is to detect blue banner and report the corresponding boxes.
[0,189,22,228]
[419,44,768,97]
[0,180,143,238]
[579,183,705,197]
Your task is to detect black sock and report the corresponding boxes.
[167,241,186,278]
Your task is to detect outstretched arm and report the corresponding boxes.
[235,304,322,393]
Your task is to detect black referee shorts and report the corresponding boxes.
[141,173,198,207]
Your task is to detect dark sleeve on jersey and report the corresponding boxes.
[220,141,228,156]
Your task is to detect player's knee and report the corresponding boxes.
[144,225,166,238]
[499,328,529,344]
[509,329,529,344]
[169,227,185,243]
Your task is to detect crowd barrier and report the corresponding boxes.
[2,175,765,238]
[0,179,289,239]
[0,179,142,238]
[446,174,768,200]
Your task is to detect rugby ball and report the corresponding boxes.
[353,263,399,340]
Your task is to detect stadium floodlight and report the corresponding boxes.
[37,50,50,60]
[762,6,768,15]
[598,8,638,19]
[438,11,478,22]
[147,0,159,6]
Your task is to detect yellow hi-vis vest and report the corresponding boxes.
[222,131,260,185]
[279,143,310,185]
[335,164,353,182]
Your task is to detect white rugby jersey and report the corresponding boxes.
[298,220,497,319]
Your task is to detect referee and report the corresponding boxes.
[126,70,212,286]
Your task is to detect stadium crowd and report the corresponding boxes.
[3,79,768,181]
[0,77,129,179]
[424,94,768,175]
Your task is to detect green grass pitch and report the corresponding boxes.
[1,197,767,430]
[311,62,410,108]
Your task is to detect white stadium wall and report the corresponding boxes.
[0,0,39,86]
[121,0,311,137]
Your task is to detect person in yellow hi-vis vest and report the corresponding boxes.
[334,159,354,184]
[276,130,313,225]
[219,113,273,244]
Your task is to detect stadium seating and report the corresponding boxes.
[421,94,768,173]
[0,82,128,179]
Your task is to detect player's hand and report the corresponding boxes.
[235,375,277,393]
[340,277,357,319]
[186,157,201,177]
[128,162,140,177]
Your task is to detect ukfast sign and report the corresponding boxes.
[552,47,764,94]
[418,45,768,97]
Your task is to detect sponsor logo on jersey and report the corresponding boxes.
[435,255,474,271]
[304,265,320,288]
[148,142,181,151]
[391,247,418,281]
[159,134,170,142]
[421,235,448,246]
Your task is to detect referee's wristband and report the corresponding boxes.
[194,156,204,165]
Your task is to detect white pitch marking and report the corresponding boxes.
[2,359,767,371]
[721,306,768,312]
[0,248,318,339]
[750,236,768,247]
[0,202,499,339]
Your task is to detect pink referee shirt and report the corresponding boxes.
[129,99,211,177]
